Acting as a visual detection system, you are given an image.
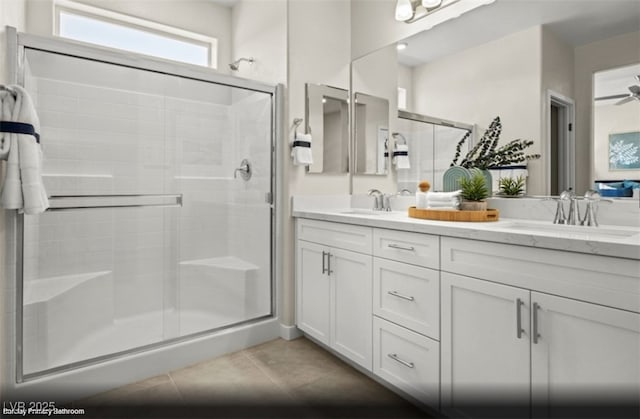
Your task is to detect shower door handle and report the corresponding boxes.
[46,194,183,211]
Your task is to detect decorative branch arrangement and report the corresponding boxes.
[451,116,540,169]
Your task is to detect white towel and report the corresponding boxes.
[393,144,410,169]
[0,85,49,214]
[291,133,313,166]
[426,190,461,201]
[427,200,460,209]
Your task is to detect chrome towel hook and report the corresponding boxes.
[234,158,252,181]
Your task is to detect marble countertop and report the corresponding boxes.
[292,207,640,260]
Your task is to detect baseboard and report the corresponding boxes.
[279,323,303,340]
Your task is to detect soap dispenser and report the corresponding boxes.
[415,180,431,209]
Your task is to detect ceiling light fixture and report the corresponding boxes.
[395,0,414,22]
[397,42,408,51]
[395,0,495,24]
[422,0,443,8]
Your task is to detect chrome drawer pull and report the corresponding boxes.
[532,302,541,344]
[516,298,525,339]
[388,353,415,369]
[387,243,415,252]
[388,290,415,302]
[321,251,328,274]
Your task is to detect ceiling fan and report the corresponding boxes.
[594,76,640,105]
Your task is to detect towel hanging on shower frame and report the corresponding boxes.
[0,85,40,143]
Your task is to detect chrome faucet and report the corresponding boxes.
[566,191,579,226]
[581,189,606,227]
[368,189,383,211]
[553,189,572,224]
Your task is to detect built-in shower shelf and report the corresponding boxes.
[180,256,257,270]
[24,271,112,304]
[22,271,115,375]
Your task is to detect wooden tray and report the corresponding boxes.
[408,206,499,222]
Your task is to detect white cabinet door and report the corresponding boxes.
[531,292,640,418]
[441,272,531,417]
[296,240,331,345]
[331,247,373,370]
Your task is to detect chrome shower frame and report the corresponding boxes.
[3,27,284,397]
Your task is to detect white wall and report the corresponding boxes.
[231,0,286,83]
[0,0,27,400]
[574,30,640,192]
[541,29,574,99]
[283,0,351,327]
[411,26,544,194]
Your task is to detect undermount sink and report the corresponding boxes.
[499,221,640,239]
[338,209,381,216]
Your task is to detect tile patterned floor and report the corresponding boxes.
[74,337,434,418]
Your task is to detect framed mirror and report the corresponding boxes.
[354,92,390,175]
[351,1,640,195]
[305,83,349,174]
[593,63,640,195]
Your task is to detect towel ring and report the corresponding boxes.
[293,118,303,139]
[0,84,17,97]
[292,118,312,138]
[392,132,407,145]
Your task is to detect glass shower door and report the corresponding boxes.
[19,46,273,378]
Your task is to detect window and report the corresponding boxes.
[55,0,217,68]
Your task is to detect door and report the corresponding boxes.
[531,292,640,418]
[296,240,331,345]
[331,247,373,370]
[441,273,531,417]
[19,46,275,378]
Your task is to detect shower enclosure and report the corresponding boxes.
[395,111,474,192]
[6,30,279,384]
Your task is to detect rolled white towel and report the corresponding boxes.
[0,85,49,214]
[291,133,313,166]
[393,144,410,169]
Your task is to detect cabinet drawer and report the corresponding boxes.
[441,237,640,313]
[297,219,372,254]
[373,258,439,339]
[373,316,439,407]
[373,229,439,269]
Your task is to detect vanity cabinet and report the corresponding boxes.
[296,219,373,370]
[372,229,441,406]
[295,216,640,418]
[441,237,640,418]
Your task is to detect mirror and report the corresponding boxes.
[354,92,390,175]
[305,83,349,174]
[396,111,473,193]
[593,63,640,191]
[351,43,396,176]
[352,0,640,195]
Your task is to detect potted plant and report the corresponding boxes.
[497,175,526,197]
[459,172,489,211]
[451,116,540,169]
